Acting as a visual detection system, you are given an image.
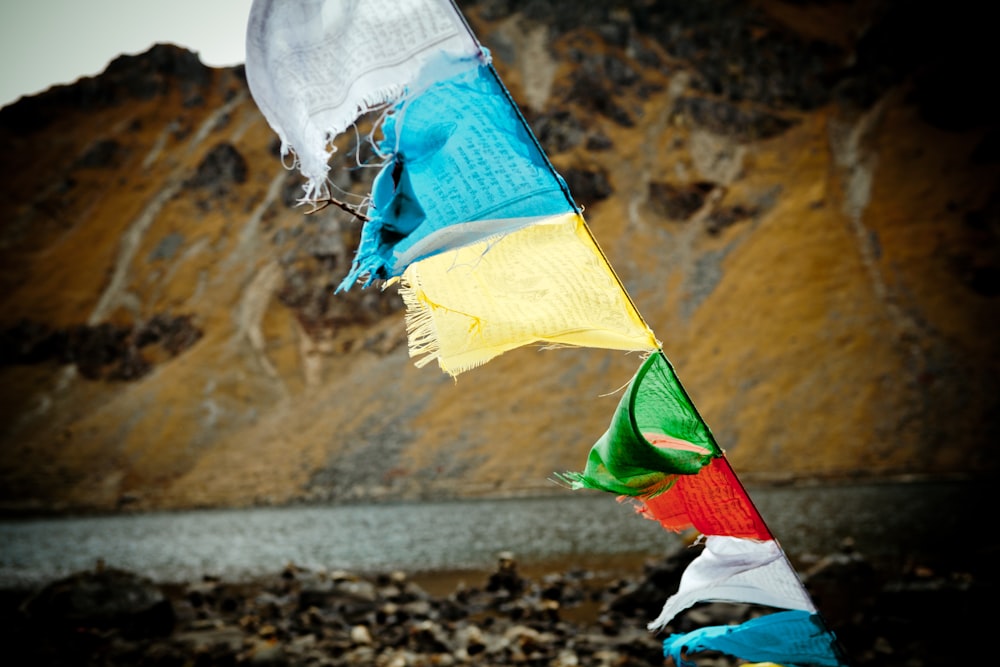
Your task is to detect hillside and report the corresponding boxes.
[1,0,997,515]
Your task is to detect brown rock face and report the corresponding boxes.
[1,1,997,515]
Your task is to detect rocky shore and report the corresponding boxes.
[0,538,989,667]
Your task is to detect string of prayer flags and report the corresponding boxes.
[558,351,848,663]
[245,1,852,664]
[247,0,658,376]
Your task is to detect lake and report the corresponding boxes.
[0,478,986,588]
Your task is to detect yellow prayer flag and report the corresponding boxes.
[399,212,659,376]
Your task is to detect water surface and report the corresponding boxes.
[0,479,985,588]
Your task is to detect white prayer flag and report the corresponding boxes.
[245,0,481,198]
[649,535,817,632]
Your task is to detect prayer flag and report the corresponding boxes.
[648,535,816,631]
[633,456,771,538]
[339,57,578,289]
[662,610,845,667]
[399,212,658,376]
[557,352,720,497]
[245,0,480,200]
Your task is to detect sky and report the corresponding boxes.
[0,0,254,109]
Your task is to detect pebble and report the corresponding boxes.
[2,541,985,666]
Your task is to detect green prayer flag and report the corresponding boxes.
[559,351,721,496]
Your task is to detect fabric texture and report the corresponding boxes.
[245,0,480,199]
[398,212,658,376]
[662,610,845,667]
[558,351,720,496]
[339,59,576,289]
[630,456,771,538]
[648,535,817,632]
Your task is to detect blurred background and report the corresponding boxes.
[0,0,997,580]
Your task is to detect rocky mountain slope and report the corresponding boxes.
[1,0,997,515]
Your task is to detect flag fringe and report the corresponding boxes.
[400,276,442,370]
